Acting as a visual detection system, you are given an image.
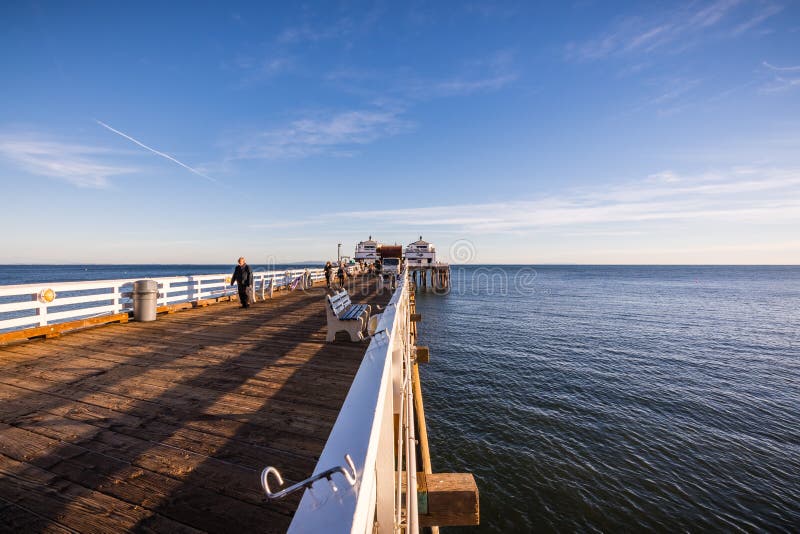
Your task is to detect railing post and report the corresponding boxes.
[112,284,121,314]
[34,292,47,326]
[391,279,409,418]
[160,281,169,307]
[375,366,396,532]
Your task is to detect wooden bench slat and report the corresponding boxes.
[341,305,366,321]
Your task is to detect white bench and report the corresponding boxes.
[325,290,371,342]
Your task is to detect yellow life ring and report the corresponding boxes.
[39,288,56,303]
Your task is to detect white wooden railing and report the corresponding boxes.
[0,268,326,333]
[287,269,418,533]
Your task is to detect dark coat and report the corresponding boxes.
[231,263,253,287]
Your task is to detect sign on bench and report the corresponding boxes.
[325,289,371,342]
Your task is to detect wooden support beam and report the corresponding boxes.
[0,313,129,345]
[415,346,430,364]
[410,313,422,323]
[412,363,432,475]
[418,473,479,527]
[417,471,429,514]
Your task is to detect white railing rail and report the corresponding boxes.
[288,270,417,534]
[0,268,326,333]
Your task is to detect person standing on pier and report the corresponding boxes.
[231,257,253,309]
[336,262,346,288]
[324,261,333,289]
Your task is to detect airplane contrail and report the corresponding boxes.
[95,120,217,183]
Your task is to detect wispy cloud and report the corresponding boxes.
[0,135,135,188]
[639,77,702,110]
[732,3,783,35]
[277,19,355,44]
[234,107,413,159]
[251,166,800,233]
[691,0,743,27]
[234,49,516,160]
[566,0,778,61]
[230,8,383,84]
[760,61,800,92]
[422,73,519,98]
[763,61,800,72]
[230,54,295,80]
[327,68,518,100]
[463,2,519,19]
[327,50,519,100]
[424,51,519,97]
[611,75,704,117]
[95,120,217,182]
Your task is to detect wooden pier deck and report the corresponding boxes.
[0,275,389,533]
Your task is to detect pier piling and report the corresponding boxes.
[408,264,450,293]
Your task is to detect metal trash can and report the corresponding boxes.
[133,280,158,322]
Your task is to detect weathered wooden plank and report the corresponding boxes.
[12,406,318,481]
[1,360,357,421]
[0,353,348,421]
[0,375,333,454]
[0,314,364,392]
[0,423,294,531]
[0,452,201,533]
[4,334,363,383]
[0,496,75,533]
[51,339,362,382]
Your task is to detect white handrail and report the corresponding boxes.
[0,267,326,333]
[288,270,417,534]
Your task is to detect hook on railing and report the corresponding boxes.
[260,454,357,501]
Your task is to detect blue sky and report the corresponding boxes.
[1,1,798,264]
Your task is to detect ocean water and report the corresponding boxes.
[0,264,313,286]
[415,266,800,532]
[1,265,798,531]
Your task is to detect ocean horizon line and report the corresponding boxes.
[0,263,798,267]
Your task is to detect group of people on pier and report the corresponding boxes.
[323,259,383,290]
[229,256,387,309]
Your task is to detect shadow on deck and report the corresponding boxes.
[0,275,391,533]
